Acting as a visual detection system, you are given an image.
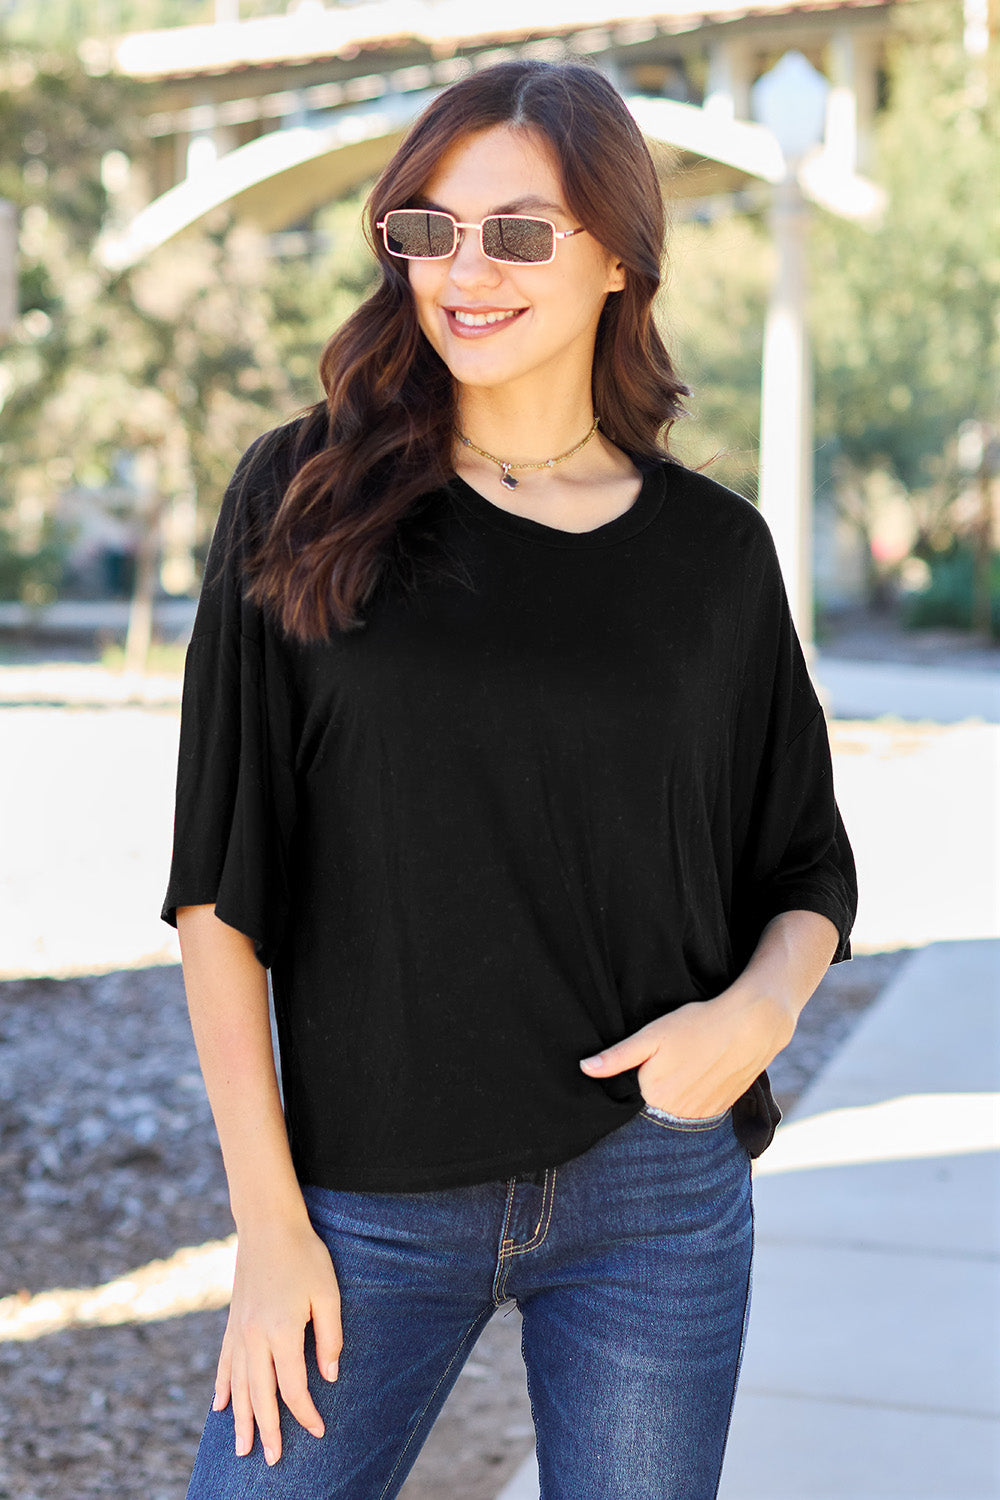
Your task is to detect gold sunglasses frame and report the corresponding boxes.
[376,210,585,266]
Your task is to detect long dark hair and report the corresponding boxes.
[246,60,690,640]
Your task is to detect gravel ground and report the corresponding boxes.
[0,950,909,1500]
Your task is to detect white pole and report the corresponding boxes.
[758,171,814,655]
[752,51,830,660]
[0,199,17,339]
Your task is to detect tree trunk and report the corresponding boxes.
[124,448,161,680]
[971,458,994,639]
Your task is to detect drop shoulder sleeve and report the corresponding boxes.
[160,428,299,969]
[729,510,858,966]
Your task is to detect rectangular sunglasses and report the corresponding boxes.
[376,209,584,265]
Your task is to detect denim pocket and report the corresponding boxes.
[640,1102,732,1132]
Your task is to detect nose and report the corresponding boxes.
[448,226,501,286]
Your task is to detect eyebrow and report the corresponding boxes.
[413,194,569,218]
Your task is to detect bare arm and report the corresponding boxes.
[176,904,342,1467]
[579,909,840,1116]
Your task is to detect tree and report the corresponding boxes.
[265,187,380,413]
[662,1,999,619]
[0,51,138,601]
[1,2,296,46]
[810,0,998,602]
[658,202,771,498]
[0,38,384,648]
[0,49,299,664]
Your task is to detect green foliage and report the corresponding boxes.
[661,205,770,497]
[0,47,379,605]
[662,0,998,614]
[902,545,1000,634]
[810,0,1000,535]
[1,2,292,46]
[0,510,72,602]
[0,57,141,230]
[266,191,381,410]
[3,0,994,622]
[0,50,302,601]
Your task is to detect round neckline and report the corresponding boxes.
[446,461,666,549]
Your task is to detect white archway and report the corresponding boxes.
[99,88,880,271]
[98,92,436,271]
[97,78,882,650]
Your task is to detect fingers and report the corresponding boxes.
[221,1309,285,1466]
[225,1322,334,1467]
[213,1342,232,1413]
[245,1338,285,1466]
[312,1286,344,1386]
[229,1329,288,1466]
[215,1226,344,1466]
[228,1339,265,1461]
[580,1022,657,1077]
[268,1284,344,1444]
[273,1335,326,1446]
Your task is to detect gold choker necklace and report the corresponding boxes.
[456,416,600,491]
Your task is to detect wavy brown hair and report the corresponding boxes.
[245,59,690,640]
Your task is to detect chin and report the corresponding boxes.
[440,350,525,389]
[419,320,524,386]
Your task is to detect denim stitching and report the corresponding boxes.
[376,1303,496,1500]
[496,1169,558,1301]
[497,1257,512,1304]
[505,1169,557,1258]
[640,1106,730,1133]
[492,1179,518,1306]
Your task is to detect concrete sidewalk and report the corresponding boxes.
[496,939,1000,1500]
[814,655,1000,725]
[0,650,996,721]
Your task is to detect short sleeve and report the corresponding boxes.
[160,430,299,969]
[730,515,858,967]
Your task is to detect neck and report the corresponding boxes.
[455,386,597,468]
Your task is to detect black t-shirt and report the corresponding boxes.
[162,417,857,1192]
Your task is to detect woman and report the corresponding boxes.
[163,59,856,1500]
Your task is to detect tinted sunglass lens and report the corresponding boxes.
[483,216,554,263]
[384,211,455,258]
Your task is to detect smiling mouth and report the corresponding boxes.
[445,307,526,333]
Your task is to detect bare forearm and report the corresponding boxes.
[716,908,842,1057]
[176,904,308,1233]
[176,906,342,1464]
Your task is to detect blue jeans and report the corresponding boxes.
[186,1104,754,1499]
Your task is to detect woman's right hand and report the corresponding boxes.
[213,1215,344,1468]
[174,908,342,1467]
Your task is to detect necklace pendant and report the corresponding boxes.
[499,466,519,491]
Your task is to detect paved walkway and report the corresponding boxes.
[497,938,1000,1500]
[814,656,1000,724]
[0,649,996,719]
[828,719,998,953]
[0,598,197,632]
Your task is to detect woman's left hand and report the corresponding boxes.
[579,983,795,1118]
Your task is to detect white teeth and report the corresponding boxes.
[451,308,520,327]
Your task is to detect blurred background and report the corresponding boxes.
[0,2,997,1498]
[0,0,998,653]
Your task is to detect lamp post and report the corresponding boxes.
[0,199,17,340]
[751,53,830,655]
